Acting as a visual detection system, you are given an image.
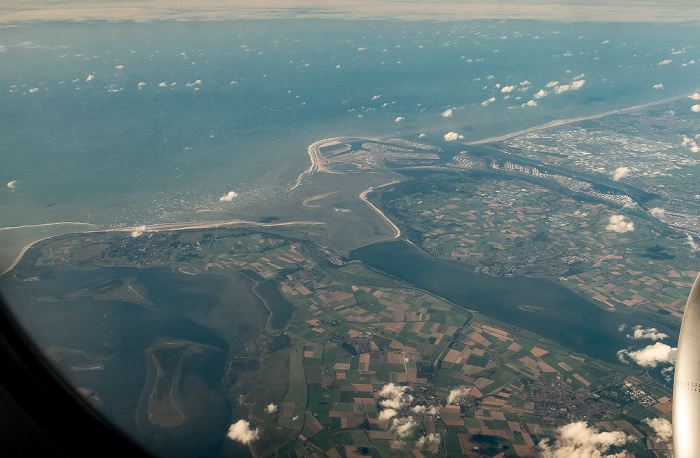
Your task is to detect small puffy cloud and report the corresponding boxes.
[379,383,413,409]
[653,83,664,89]
[186,79,202,87]
[630,325,668,341]
[444,132,464,141]
[378,409,398,421]
[573,73,585,80]
[681,135,700,152]
[86,74,94,81]
[601,40,610,44]
[481,96,496,106]
[371,94,381,100]
[555,80,585,94]
[650,207,665,218]
[533,89,548,99]
[538,421,633,457]
[546,81,559,88]
[411,405,440,415]
[522,100,538,108]
[418,133,426,138]
[7,180,17,189]
[390,416,419,439]
[447,387,470,404]
[520,80,531,86]
[687,234,699,252]
[441,108,453,117]
[658,59,672,65]
[689,93,700,100]
[220,191,238,202]
[131,225,147,238]
[227,420,259,445]
[486,74,495,79]
[644,418,672,442]
[618,342,676,367]
[28,87,39,93]
[115,64,124,69]
[611,166,630,181]
[692,105,700,113]
[606,215,634,233]
[395,116,404,122]
[416,433,441,448]
[265,403,278,414]
[137,82,146,89]
[158,82,167,87]
[501,85,515,93]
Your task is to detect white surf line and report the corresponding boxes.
[467,92,694,146]
[359,180,402,239]
[291,136,347,191]
[0,222,98,231]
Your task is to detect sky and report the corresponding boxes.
[1,0,700,23]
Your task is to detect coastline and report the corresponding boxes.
[358,181,401,239]
[0,219,326,278]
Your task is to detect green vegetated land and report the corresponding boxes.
[1,216,678,456]
[6,121,699,456]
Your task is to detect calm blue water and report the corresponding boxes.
[1,19,699,228]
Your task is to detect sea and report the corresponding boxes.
[1,19,700,236]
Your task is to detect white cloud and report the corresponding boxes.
[416,433,441,448]
[395,116,404,122]
[481,96,496,106]
[534,89,548,99]
[520,80,531,86]
[28,87,39,93]
[606,215,634,233]
[220,191,238,202]
[650,207,665,218]
[630,325,668,341]
[158,82,167,87]
[681,135,700,152]
[131,225,147,238]
[501,85,515,93]
[689,93,700,100]
[611,166,630,181]
[601,40,610,44]
[653,83,664,89]
[658,59,672,65]
[553,79,585,94]
[86,74,94,82]
[6,180,17,189]
[115,64,124,69]
[447,387,470,404]
[441,108,453,117]
[618,342,676,367]
[644,418,672,442]
[378,409,398,421]
[371,94,381,100]
[227,420,259,445]
[137,82,146,89]
[486,74,495,79]
[265,403,278,414]
[692,105,700,113]
[522,100,537,108]
[539,421,633,457]
[687,234,699,252]
[546,81,559,88]
[379,383,413,409]
[573,73,585,80]
[410,405,439,415]
[418,133,426,138]
[444,132,464,141]
[186,79,202,87]
[391,416,419,439]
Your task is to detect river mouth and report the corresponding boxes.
[350,240,677,363]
